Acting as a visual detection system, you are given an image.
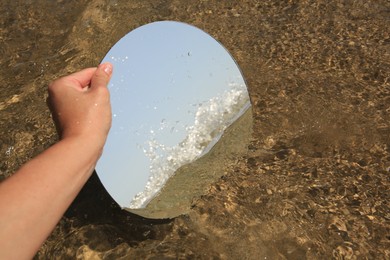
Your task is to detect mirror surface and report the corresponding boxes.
[96,21,251,214]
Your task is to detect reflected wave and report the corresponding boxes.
[130,83,250,208]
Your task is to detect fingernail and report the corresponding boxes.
[101,62,113,76]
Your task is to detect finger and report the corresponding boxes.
[49,68,97,91]
[65,68,97,89]
[90,62,113,91]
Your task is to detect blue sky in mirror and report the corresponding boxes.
[96,21,249,208]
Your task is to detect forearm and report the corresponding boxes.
[0,136,102,259]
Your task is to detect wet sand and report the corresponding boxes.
[0,0,389,259]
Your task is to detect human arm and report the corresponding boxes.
[0,63,113,259]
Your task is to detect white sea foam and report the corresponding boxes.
[129,84,250,208]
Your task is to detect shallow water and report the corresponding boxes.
[0,0,389,259]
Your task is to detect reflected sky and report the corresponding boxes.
[96,21,248,208]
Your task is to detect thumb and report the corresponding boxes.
[90,62,113,90]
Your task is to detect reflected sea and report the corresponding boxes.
[0,0,389,259]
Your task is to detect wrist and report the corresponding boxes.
[59,134,106,162]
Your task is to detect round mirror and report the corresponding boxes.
[96,21,252,219]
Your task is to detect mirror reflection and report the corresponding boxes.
[96,21,251,217]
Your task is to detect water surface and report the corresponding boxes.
[0,1,388,259]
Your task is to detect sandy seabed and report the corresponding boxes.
[0,0,389,259]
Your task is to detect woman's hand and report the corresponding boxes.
[48,62,113,148]
[0,63,114,260]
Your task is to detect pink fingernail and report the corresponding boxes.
[102,62,113,76]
